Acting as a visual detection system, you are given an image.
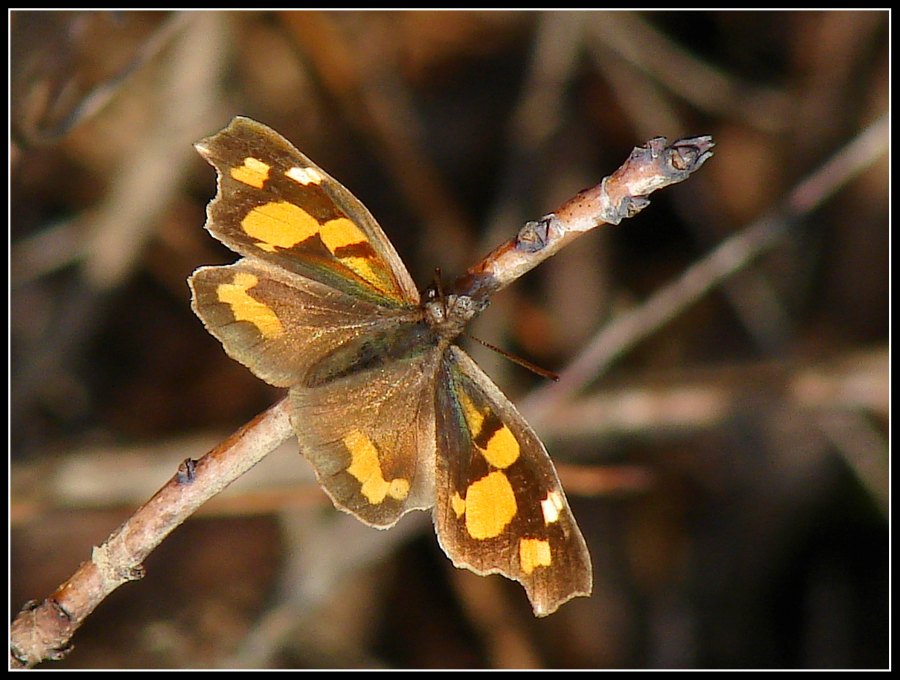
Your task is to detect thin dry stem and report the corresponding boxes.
[9,399,293,668]
[521,115,887,424]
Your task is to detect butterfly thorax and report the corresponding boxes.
[422,290,488,343]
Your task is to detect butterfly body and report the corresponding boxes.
[190,117,591,616]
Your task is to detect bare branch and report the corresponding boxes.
[453,135,715,302]
[9,399,293,668]
[521,115,887,423]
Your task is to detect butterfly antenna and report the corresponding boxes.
[432,267,444,299]
[465,333,560,382]
[435,265,556,380]
[432,267,449,316]
[434,267,446,305]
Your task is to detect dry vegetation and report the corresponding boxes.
[11,10,888,669]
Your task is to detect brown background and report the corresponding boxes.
[10,10,888,669]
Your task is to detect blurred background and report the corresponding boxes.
[10,10,888,669]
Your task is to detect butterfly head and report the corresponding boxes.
[422,287,487,342]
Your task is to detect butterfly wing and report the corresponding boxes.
[195,116,419,307]
[434,346,593,616]
[289,344,441,528]
[190,259,423,389]
[190,117,438,526]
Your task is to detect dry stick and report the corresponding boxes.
[9,134,714,668]
[522,114,888,426]
[454,135,715,303]
[9,400,294,668]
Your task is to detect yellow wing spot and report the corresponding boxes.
[450,492,466,518]
[240,202,394,295]
[242,201,319,253]
[459,391,484,432]
[519,538,552,575]
[286,165,324,185]
[458,392,520,469]
[540,490,564,525]
[389,478,411,500]
[317,216,366,251]
[480,424,520,469]
[230,157,271,189]
[317,217,392,293]
[216,272,283,338]
[464,471,517,540]
[344,430,410,504]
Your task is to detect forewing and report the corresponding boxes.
[195,116,419,307]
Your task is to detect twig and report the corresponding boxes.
[9,399,293,669]
[454,135,715,303]
[542,347,888,441]
[521,114,887,425]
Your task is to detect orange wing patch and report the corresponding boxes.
[215,271,284,339]
[344,429,411,504]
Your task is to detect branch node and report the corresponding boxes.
[176,457,199,484]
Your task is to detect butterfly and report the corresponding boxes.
[188,117,592,616]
